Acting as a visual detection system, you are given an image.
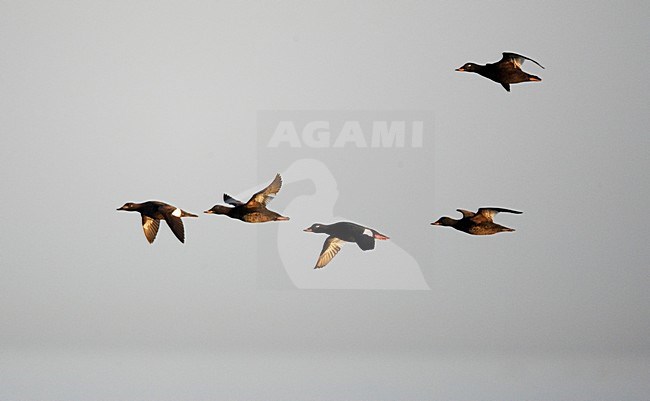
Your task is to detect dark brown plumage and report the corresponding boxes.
[455,52,544,92]
[304,222,389,268]
[431,207,522,235]
[117,201,198,243]
[204,174,289,223]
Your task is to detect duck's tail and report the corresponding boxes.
[372,231,390,240]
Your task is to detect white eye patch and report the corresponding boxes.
[172,208,182,217]
[362,228,373,237]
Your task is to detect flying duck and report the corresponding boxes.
[204,174,289,223]
[303,222,389,268]
[431,207,522,235]
[455,52,544,92]
[117,201,198,243]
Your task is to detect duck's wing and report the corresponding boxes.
[314,236,343,269]
[248,174,282,206]
[223,194,245,206]
[141,215,160,244]
[500,52,545,69]
[456,209,476,218]
[476,207,523,222]
[163,214,186,243]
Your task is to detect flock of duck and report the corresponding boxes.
[118,52,543,268]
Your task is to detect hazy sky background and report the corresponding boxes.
[1,1,649,400]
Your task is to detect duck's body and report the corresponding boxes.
[219,207,287,223]
[117,201,198,243]
[304,222,389,268]
[431,207,522,235]
[204,174,289,223]
[456,52,544,92]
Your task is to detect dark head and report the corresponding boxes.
[455,62,480,73]
[431,217,457,227]
[303,223,325,233]
[117,202,137,211]
[204,205,232,215]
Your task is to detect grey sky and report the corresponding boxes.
[1,1,649,400]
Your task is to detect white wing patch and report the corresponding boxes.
[172,208,182,217]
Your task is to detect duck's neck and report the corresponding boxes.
[473,64,490,77]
